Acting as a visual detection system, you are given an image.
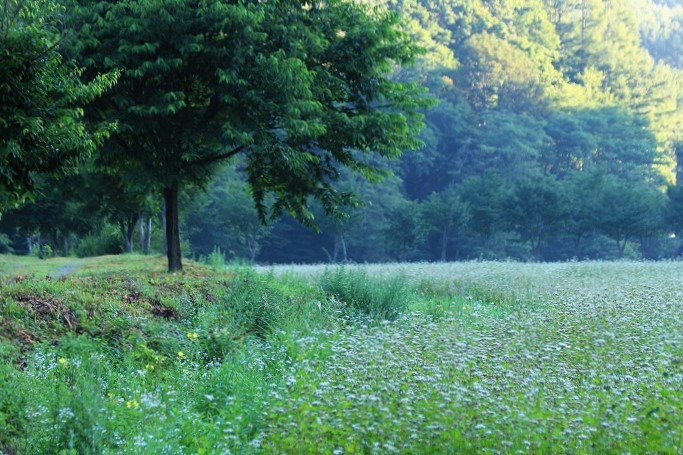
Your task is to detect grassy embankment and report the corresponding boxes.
[0,255,682,453]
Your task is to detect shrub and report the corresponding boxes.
[75,224,122,257]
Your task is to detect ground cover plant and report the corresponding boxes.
[0,256,681,453]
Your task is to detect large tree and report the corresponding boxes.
[420,187,469,261]
[67,0,429,271]
[0,0,116,213]
[504,172,569,260]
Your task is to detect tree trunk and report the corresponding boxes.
[333,233,348,263]
[27,236,33,255]
[440,229,448,262]
[617,237,626,259]
[332,235,339,263]
[120,218,136,253]
[163,183,183,272]
[121,221,132,253]
[139,215,145,254]
[573,233,583,258]
[144,216,152,254]
[339,234,347,262]
[535,233,543,261]
[247,236,258,262]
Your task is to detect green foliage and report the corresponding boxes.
[319,268,413,321]
[420,187,470,261]
[0,0,116,212]
[0,233,12,254]
[458,173,505,246]
[382,200,427,261]
[595,176,666,257]
[504,172,569,258]
[65,0,430,271]
[186,165,271,262]
[75,223,123,257]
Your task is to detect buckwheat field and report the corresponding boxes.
[256,261,683,453]
[1,257,681,453]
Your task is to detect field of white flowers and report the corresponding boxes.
[2,259,681,453]
[256,261,683,452]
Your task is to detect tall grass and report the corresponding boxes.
[319,267,414,321]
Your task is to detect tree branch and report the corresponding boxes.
[186,144,247,167]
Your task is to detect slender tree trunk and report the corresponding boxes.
[482,234,491,259]
[399,242,407,262]
[164,182,182,272]
[120,218,136,253]
[617,237,625,259]
[139,215,145,254]
[120,221,132,253]
[27,236,33,255]
[248,238,257,263]
[534,232,543,261]
[573,233,583,258]
[144,217,152,254]
[63,237,69,257]
[440,229,448,262]
[332,233,347,263]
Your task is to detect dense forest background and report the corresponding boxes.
[3,0,683,263]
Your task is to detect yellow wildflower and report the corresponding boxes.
[186,332,199,341]
[126,400,139,409]
[177,351,186,359]
[58,357,68,367]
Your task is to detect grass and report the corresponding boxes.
[0,256,682,453]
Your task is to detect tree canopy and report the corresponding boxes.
[0,0,116,213]
[65,0,430,271]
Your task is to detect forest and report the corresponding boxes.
[2,0,683,265]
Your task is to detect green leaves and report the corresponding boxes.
[0,0,117,212]
[63,0,428,269]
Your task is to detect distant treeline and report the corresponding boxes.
[2,0,683,262]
